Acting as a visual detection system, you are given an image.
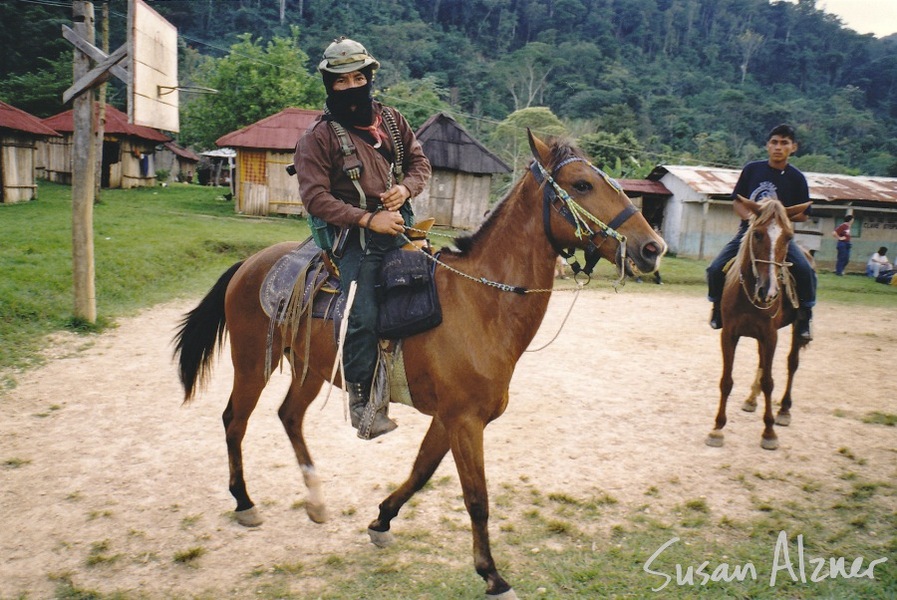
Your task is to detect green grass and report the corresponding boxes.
[0,181,306,383]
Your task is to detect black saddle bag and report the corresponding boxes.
[376,248,442,339]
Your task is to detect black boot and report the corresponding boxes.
[797,307,813,342]
[347,381,397,440]
[709,302,722,330]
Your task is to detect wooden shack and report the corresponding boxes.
[414,113,511,229]
[155,141,200,183]
[39,104,171,189]
[216,108,322,215]
[0,101,60,203]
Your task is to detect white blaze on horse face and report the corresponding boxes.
[766,222,782,299]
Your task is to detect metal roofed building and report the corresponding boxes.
[216,108,322,215]
[0,101,60,203]
[648,165,897,270]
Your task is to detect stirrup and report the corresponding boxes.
[358,402,397,440]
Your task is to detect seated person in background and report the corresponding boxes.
[866,247,892,278]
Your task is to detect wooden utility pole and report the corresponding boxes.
[71,1,97,323]
[95,1,109,199]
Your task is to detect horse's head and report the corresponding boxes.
[527,130,666,277]
[734,195,811,303]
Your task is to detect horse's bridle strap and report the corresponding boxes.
[528,154,636,282]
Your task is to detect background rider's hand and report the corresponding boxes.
[379,184,410,212]
[361,210,405,236]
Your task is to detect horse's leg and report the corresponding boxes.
[449,418,516,599]
[742,368,760,412]
[776,328,802,427]
[707,333,739,447]
[367,417,451,547]
[758,332,779,450]
[278,371,328,523]
[223,370,268,526]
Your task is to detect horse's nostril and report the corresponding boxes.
[642,242,660,258]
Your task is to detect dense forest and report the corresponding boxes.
[2,0,896,177]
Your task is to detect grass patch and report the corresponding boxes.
[0,181,306,379]
[173,546,206,565]
[862,411,897,427]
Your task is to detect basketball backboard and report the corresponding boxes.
[128,0,179,132]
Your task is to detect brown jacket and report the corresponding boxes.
[293,103,431,228]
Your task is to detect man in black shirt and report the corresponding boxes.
[706,124,816,341]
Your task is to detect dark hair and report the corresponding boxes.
[879,246,888,255]
[844,214,854,222]
[767,124,796,141]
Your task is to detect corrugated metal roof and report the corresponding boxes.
[618,178,671,196]
[163,141,200,162]
[415,112,511,174]
[42,104,171,143]
[215,108,322,150]
[648,164,897,204]
[0,101,60,137]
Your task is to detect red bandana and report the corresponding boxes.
[353,112,385,148]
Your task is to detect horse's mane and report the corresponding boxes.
[727,199,793,281]
[444,136,583,256]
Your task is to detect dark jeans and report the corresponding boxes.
[706,221,817,309]
[835,241,852,275]
[336,228,398,385]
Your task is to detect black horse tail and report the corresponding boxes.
[173,261,243,403]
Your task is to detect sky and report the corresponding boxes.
[781,0,897,38]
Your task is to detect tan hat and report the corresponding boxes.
[318,37,380,74]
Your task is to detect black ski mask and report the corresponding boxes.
[324,66,375,127]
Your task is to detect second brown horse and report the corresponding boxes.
[706,195,812,452]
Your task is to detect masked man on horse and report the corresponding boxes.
[706,124,816,341]
[293,37,432,438]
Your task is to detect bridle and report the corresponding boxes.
[527,139,638,284]
[740,215,798,314]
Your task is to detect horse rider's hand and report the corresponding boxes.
[362,210,405,236]
[380,184,410,212]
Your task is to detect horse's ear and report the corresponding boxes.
[733,195,760,220]
[787,202,812,222]
[526,128,549,164]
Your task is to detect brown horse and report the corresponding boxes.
[706,196,812,451]
[173,131,665,599]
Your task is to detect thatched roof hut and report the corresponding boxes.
[40,104,170,189]
[216,108,322,215]
[414,113,511,229]
[0,101,60,203]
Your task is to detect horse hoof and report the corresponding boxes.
[487,589,519,599]
[705,431,724,447]
[306,502,328,524]
[775,413,791,427]
[761,437,779,451]
[742,401,757,413]
[368,528,394,548]
[234,506,263,527]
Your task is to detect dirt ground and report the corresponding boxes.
[1,288,895,599]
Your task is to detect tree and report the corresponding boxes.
[180,27,323,150]
[737,30,764,84]
[493,42,559,111]
[377,77,453,130]
[490,106,567,183]
[578,129,648,177]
